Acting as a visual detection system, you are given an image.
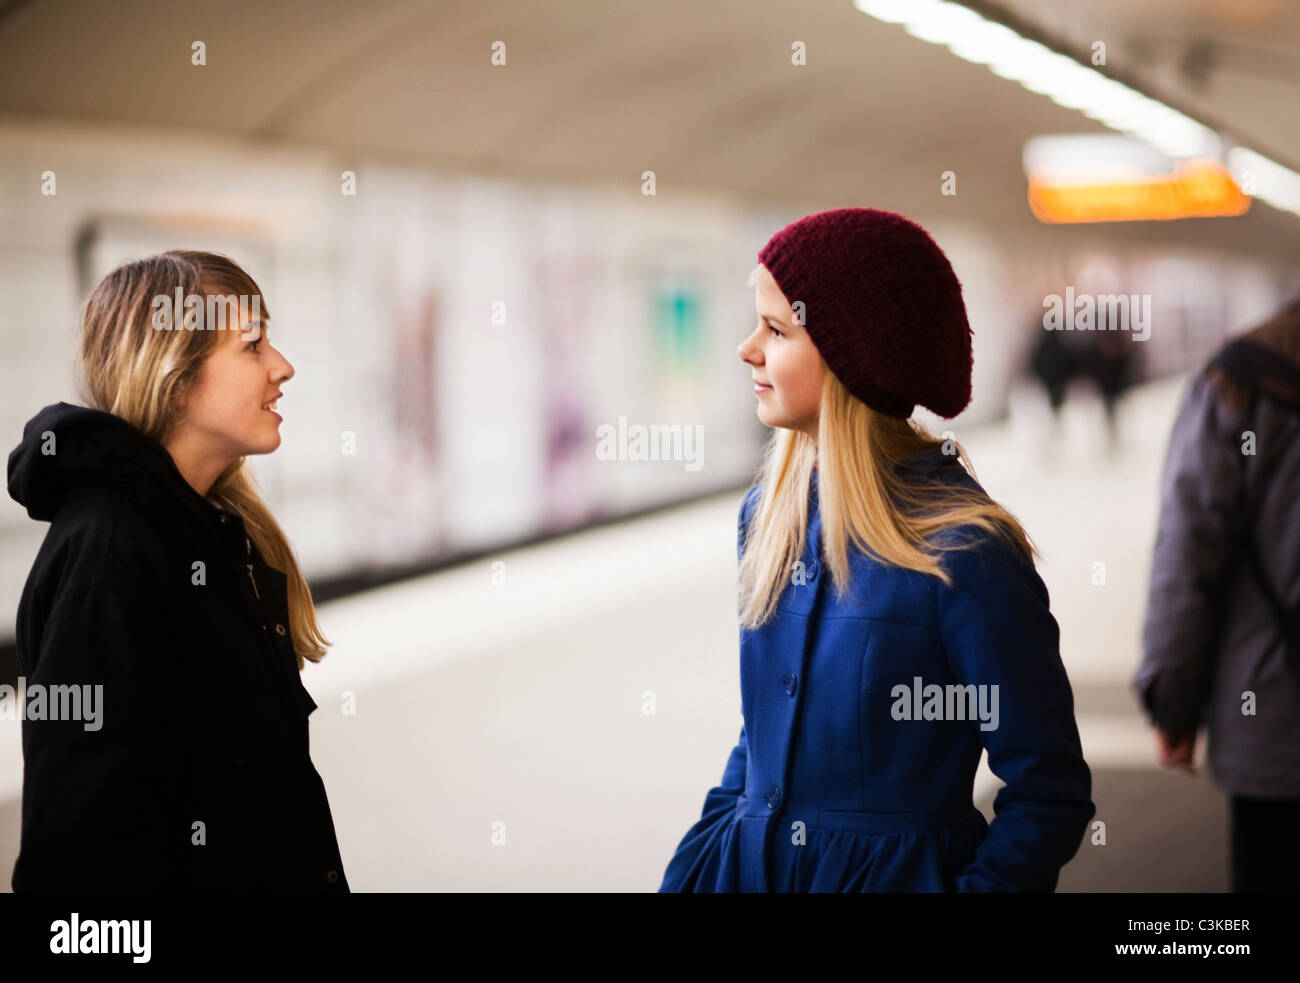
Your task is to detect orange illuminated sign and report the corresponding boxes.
[1027,160,1250,223]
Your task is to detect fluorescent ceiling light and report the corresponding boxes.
[1228,147,1300,217]
[854,0,1300,214]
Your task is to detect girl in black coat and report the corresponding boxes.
[6,251,348,891]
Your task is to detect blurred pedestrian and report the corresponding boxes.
[1136,290,1300,892]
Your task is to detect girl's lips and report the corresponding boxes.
[264,407,282,421]
[754,383,773,394]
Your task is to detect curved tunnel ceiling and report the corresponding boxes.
[0,0,1297,255]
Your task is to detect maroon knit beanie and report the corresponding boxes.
[757,207,973,419]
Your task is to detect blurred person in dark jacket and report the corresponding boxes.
[1136,289,1300,892]
[1027,306,1141,455]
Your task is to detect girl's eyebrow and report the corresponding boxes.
[760,313,787,328]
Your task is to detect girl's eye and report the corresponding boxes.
[768,325,782,337]
[248,339,262,353]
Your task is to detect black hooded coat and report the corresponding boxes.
[6,402,348,892]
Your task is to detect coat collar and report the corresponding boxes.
[9,401,240,545]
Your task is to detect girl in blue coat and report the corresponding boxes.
[659,208,1094,892]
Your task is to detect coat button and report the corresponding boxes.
[764,786,782,809]
[781,673,798,696]
[275,624,287,636]
[327,870,339,884]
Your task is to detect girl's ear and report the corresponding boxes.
[169,378,189,414]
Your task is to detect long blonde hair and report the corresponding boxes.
[738,368,1039,630]
[77,250,330,668]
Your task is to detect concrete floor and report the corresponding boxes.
[0,372,1234,891]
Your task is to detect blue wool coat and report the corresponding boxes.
[659,453,1094,892]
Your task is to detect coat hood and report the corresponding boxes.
[7,402,211,524]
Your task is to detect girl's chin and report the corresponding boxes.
[245,430,283,454]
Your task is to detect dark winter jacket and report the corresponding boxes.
[7,402,348,891]
[1136,303,1300,799]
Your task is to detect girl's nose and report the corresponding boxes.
[275,352,295,383]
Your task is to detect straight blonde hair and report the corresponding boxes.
[77,250,329,668]
[737,345,1039,631]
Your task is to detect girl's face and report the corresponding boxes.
[737,266,826,438]
[172,312,294,463]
